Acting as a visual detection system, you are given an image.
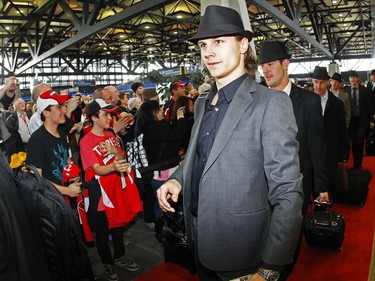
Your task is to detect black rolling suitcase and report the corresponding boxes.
[366,128,375,156]
[304,201,345,251]
[332,167,372,207]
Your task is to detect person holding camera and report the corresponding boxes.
[0,76,20,110]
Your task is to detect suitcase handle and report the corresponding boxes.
[310,200,334,232]
[311,199,333,207]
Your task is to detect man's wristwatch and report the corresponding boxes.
[258,268,280,281]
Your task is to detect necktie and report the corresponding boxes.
[352,88,359,117]
[20,114,28,126]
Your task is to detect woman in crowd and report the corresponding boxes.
[170,96,195,155]
[135,100,187,222]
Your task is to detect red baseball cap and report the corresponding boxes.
[37,90,71,114]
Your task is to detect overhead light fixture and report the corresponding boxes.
[144,25,150,29]
[177,15,182,19]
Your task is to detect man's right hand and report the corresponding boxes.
[157,179,182,213]
[3,76,18,92]
[67,180,82,197]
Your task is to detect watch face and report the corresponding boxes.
[269,271,280,281]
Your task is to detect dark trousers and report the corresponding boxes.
[349,117,367,169]
[95,211,126,265]
[150,179,164,221]
[139,172,155,223]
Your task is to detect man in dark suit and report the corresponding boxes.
[344,70,373,169]
[157,6,303,281]
[367,69,375,115]
[259,41,330,211]
[311,66,350,181]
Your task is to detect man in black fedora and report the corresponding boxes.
[157,5,303,281]
[330,72,351,127]
[259,41,330,212]
[311,66,349,188]
[344,70,373,169]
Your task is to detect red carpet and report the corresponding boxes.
[135,262,198,281]
[136,156,375,281]
[289,155,375,281]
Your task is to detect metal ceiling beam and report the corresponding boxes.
[370,0,375,57]
[249,0,334,59]
[15,0,175,74]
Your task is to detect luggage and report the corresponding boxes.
[12,165,92,281]
[304,201,345,251]
[366,128,375,156]
[158,198,196,274]
[332,167,372,207]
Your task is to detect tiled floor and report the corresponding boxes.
[88,215,164,281]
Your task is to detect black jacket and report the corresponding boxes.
[143,118,188,168]
[289,83,329,208]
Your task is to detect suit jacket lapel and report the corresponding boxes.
[183,96,205,184]
[290,84,303,112]
[202,77,255,176]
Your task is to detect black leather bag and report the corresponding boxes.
[158,199,196,274]
[160,199,188,247]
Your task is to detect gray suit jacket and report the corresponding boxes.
[337,90,351,128]
[171,77,303,271]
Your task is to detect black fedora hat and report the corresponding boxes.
[259,41,292,64]
[348,70,359,77]
[190,5,253,43]
[331,72,342,83]
[311,66,330,80]
[370,69,375,76]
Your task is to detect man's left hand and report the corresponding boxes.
[249,273,266,281]
[316,192,330,202]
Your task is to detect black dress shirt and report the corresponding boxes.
[190,74,247,216]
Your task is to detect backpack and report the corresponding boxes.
[11,165,92,281]
[125,133,149,171]
[0,152,52,281]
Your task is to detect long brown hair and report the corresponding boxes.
[236,36,258,79]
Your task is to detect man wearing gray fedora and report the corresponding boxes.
[330,72,351,128]
[157,5,303,281]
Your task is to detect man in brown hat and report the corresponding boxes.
[330,72,351,128]
[259,41,330,212]
[344,70,373,169]
[157,5,303,281]
[311,66,349,182]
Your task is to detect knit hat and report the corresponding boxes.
[37,90,71,115]
[131,82,142,92]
